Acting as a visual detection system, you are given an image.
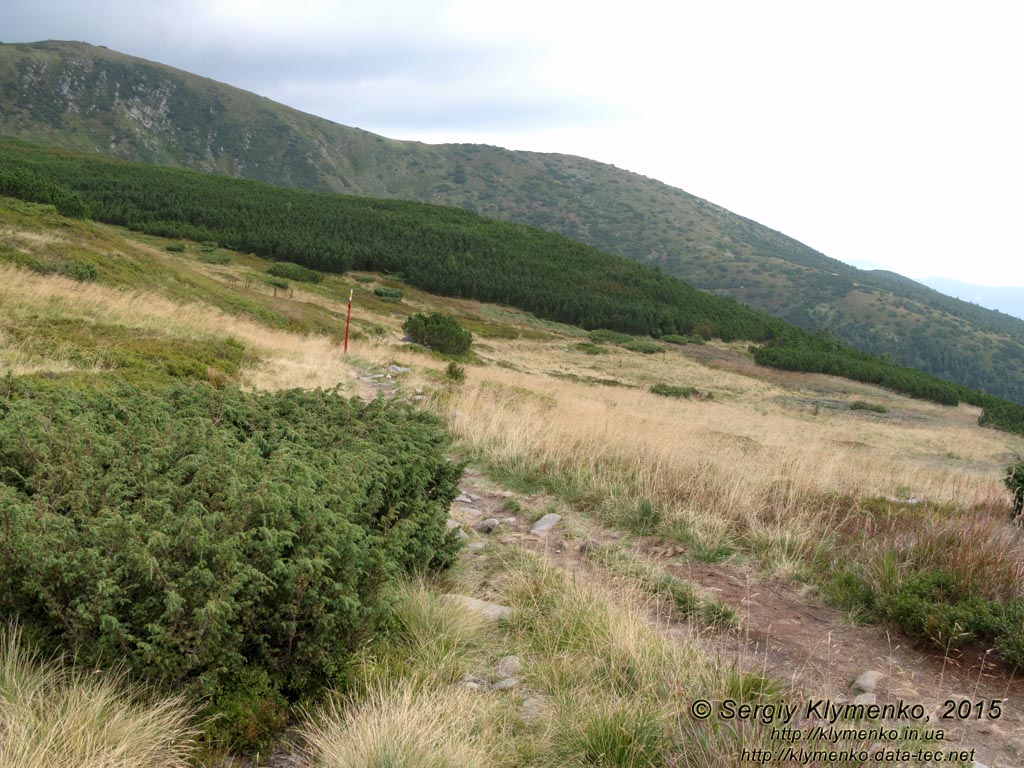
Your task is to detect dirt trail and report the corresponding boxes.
[453,471,1024,768]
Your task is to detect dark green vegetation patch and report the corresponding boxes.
[622,339,664,354]
[1006,458,1024,521]
[649,383,699,399]
[0,138,779,343]
[0,379,462,748]
[267,261,323,283]
[403,313,473,355]
[661,333,705,345]
[373,285,405,301]
[849,400,888,414]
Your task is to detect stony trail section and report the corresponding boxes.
[449,470,1024,768]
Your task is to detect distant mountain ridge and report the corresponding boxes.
[2,39,1024,403]
[919,277,1024,321]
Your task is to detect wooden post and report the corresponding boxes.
[344,289,353,353]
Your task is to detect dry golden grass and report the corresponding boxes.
[0,626,197,768]
[446,357,1012,512]
[302,682,496,768]
[439,337,1024,595]
[0,265,360,392]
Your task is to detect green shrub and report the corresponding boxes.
[374,286,405,301]
[165,243,186,252]
[649,383,698,399]
[403,313,472,355]
[661,334,705,345]
[588,329,634,344]
[1005,458,1024,520]
[996,604,1024,668]
[268,261,323,284]
[0,380,463,748]
[200,251,231,264]
[622,340,664,354]
[887,571,1003,650]
[266,277,289,294]
[574,342,609,355]
[355,275,375,283]
[849,400,889,413]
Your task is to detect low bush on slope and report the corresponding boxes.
[0,377,463,748]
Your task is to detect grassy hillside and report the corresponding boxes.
[8,135,1024,435]
[2,197,1023,764]
[3,40,1024,404]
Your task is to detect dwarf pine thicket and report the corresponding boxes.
[0,378,463,748]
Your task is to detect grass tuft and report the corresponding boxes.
[0,624,197,768]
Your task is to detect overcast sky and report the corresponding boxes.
[4,0,1023,288]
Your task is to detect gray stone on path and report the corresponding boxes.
[492,677,521,691]
[387,365,412,374]
[443,594,512,621]
[853,670,883,693]
[530,513,562,535]
[468,541,487,552]
[495,655,523,678]
[454,494,474,504]
[853,692,877,706]
[474,518,501,534]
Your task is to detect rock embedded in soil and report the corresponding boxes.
[496,655,523,678]
[853,670,883,693]
[474,518,501,534]
[443,594,512,621]
[454,494,474,504]
[492,677,521,691]
[530,513,562,535]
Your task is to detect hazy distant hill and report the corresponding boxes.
[920,277,1024,321]
[3,40,1024,402]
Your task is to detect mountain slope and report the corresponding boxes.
[3,40,1024,402]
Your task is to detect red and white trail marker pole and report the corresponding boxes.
[344,288,353,353]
